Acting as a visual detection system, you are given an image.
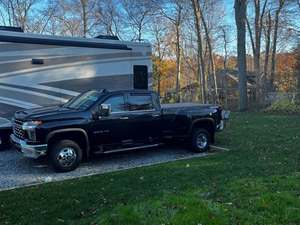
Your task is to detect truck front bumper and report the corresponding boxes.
[10,134,47,159]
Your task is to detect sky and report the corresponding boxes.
[1,0,298,55]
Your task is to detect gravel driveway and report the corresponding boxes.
[0,145,225,191]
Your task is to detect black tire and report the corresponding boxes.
[49,140,82,172]
[191,128,211,153]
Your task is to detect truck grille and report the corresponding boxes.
[13,119,25,140]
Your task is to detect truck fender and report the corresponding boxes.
[46,128,90,159]
[189,118,216,135]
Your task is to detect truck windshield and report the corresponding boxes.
[63,90,102,110]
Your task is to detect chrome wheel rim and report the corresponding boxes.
[196,133,208,149]
[57,147,77,167]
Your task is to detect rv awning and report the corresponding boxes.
[0,31,132,51]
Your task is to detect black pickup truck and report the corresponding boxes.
[10,89,228,172]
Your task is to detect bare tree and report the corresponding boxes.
[198,1,218,103]
[98,0,122,37]
[191,0,206,103]
[295,45,300,104]
[263,10,272,91]
[80,0,88,37]
[26,0,59,34]
[54,0,102,37]
[235,0,248,111]
[246,0,268,101]
[0,0,38,30]
[160,0,187,102]
[150,16,169,96]
[121,0,157,42]
[220,25,230,108]
[270,0,286,90]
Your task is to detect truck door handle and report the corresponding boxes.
[120,116,129,120]
[152,114,160,118]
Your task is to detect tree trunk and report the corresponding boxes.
[221,27,228,71]
[157,70,161,96]
[198,3,218,103]
[80,0,88,37]
[235,0,248,111]
[175,22,181,103]
[254,0,261,103]
[296,45,300,105]
[157,51,162,96]
[270,0,285,91]
[246,0,267,105]
[191,0,206,104]
[221,27,228,109]
[263,11,271,93]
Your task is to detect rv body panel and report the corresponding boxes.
[0,31,152,118]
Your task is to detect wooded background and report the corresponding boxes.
[0,0,299,111]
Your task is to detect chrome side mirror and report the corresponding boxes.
[99,104,111,117]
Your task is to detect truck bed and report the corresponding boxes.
[161,103,220,137]
[161,103,215,114]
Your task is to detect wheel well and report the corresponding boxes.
[191,120,215,143]
[48,131,89,160]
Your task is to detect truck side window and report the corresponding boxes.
[103,95,126,113]
[128,94,154,111]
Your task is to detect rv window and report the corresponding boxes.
[133,65,148,90]
[32,59,44,65]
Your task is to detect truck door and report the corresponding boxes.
[126,92,161,143]
[92,94,131,146]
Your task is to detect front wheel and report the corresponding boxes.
[191,128,211,153]
[49,140,82,172]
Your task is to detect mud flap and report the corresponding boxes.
[0,126,12,150]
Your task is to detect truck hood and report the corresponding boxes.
[14,105,80,121]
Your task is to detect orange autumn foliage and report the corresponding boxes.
[275,53,297,92]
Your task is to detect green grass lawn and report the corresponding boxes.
[1,113,300,225]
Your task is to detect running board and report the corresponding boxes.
[103,143,162,154]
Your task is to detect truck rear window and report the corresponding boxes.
[128,94,154,111]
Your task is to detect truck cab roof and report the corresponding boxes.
[95,89,157,96]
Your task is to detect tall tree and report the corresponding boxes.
[150,15,168,96]
[198,1,218,103]
[296,45,300,104]
[80,0,88,37]
[235,0,248,111]
[263,10,272,92]
[161,0,187,102]
[246,0,268,101]
[191,0,206,103]
[270,0,285,91]
[220,25,229,108]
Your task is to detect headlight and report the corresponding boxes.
[22,121,42,130]
[22,121,42,141]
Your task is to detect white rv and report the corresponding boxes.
[0,27,152,119]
